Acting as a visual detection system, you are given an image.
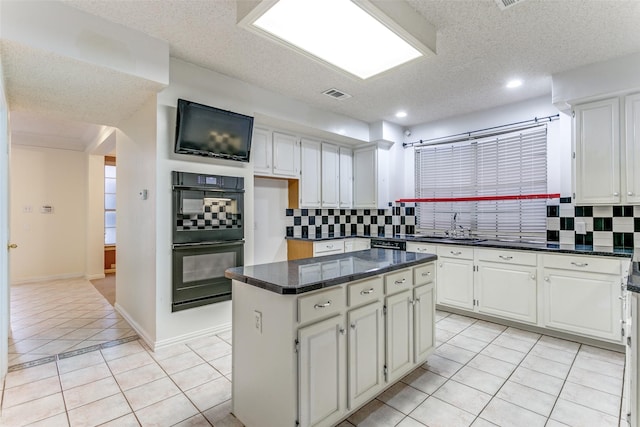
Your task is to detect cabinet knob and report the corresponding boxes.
[395,278,407,285]
[613,192,620,196]
[350,323,356,329]
[628,192,634,196]
[439,263,443,268]
[544,277,550,282]
[339,328,345,335]
[314,300,332,309]
[530,274,536,280]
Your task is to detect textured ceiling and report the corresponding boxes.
[61,0,640,128]
[4,0,640,151]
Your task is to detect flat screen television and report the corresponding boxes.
[174,99,254,162]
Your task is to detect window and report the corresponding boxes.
[105,157,116,245]
[414,126,548,242]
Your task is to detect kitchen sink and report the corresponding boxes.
[408,235,487,244]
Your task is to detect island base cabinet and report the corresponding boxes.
[347,302,384,410]
[414,283,436,362]
[543,269,622,343]
[385,290,414,384]
[476,263,537,324]
[298,316,347,427]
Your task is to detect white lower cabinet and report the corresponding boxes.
[436,246,474,310]
[231,262,437,427]
[298,315,347,427]
[347,301,384,410]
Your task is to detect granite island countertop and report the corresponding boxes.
[286,233,634,258]
[225,248,437,295]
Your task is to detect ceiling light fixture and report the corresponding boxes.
[237,0,437,80]
[396,111,408,118]
[506,79,523,89]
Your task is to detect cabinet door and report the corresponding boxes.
[414,284,435,363]
[272,132,300,177]
[298,316,347,427]
[437,257,474,310]
[347,302,384,410]
[353,146,377,208]
[252,128,272,175]
[339,147,353,208]
[625,93,640,204]
[385,290,413,383]
[300,139,322,208]
[574,98,620,204]
[321,143,340,208]
[543,268,622,342]
[476,262,537,324]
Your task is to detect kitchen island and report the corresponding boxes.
[225,248,437,427]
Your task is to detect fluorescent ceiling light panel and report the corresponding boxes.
[240,0,435,80]
[506,79,523,88]
[395,111,407,118]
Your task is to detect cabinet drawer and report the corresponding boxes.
[406,242,437,254]
[437,245,474,260]
[348,277,383,307]
[298,287,346,324]
[414,263,435,285]
[476,248,537,266]
[313,240,345,256]
[384,268,413,295]
[542,254,621,275]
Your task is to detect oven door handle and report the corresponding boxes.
[172,240,244,249]
[172,185,244,193]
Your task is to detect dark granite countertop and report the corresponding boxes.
[629,260,640,293]
[286,234,633,258]
[225,248,437,295]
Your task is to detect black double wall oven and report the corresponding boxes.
[172,171,244,312]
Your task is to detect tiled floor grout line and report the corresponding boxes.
[544,341,581,427]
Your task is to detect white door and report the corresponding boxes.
[413,284,435,363]
[0,79,10,379]
[437,257,474,310]
[252,127,272,175]
[272,132,299,178]
[298,315,347,427]
[476,262,537,324]
[385,290,413,383]
[574,98,620,204]
[625,93,640,204]
[339,147,353,208]
[321,143,339,208]
[347,302,384,410]
[353,147,377,208]
[300,139,321,208]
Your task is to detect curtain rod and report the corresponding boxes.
[403,113,560,148]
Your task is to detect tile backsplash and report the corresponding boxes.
[546,197,640,251]
[285,206,416,238]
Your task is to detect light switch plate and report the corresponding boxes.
[575,220,586,235]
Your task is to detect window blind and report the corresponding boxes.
[415,126,548,242]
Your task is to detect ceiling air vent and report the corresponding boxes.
[495,0,525,10]
[322,88,352,101]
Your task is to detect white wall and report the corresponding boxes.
[254,178,288,265]
[403,95,572,198]
[9,146,89,283]
[115,95,158,346]
[86,154,105,280]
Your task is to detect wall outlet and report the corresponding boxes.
[575,221,586,235]
[254,310,262,334]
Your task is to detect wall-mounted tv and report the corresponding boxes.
[174,99,254,162]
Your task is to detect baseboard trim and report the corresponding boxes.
[114,303,155,350]
[153,323,232,352]
[85,273,106,281]
[11,273,84,285]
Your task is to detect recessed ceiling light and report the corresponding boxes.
[506,79,523,89]
[238,0,437,80]
[396,111,408,118]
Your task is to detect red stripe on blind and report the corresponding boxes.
[397,193,561,203]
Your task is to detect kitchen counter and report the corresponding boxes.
[225,248,437,294]
[286,234,634,258]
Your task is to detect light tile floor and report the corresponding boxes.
[8,278,137,369]
[1,279,627,426]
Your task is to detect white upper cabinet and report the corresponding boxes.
[252,129,299,178]
[573,98,620,205]
[321,143,340,208]
[353,146,389,209]
[573,93,640,205]
[300,138,322,208]
[272,132,300,177]
[252,127,272,175]
[625,93,640,204]
[339,147,353,209]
